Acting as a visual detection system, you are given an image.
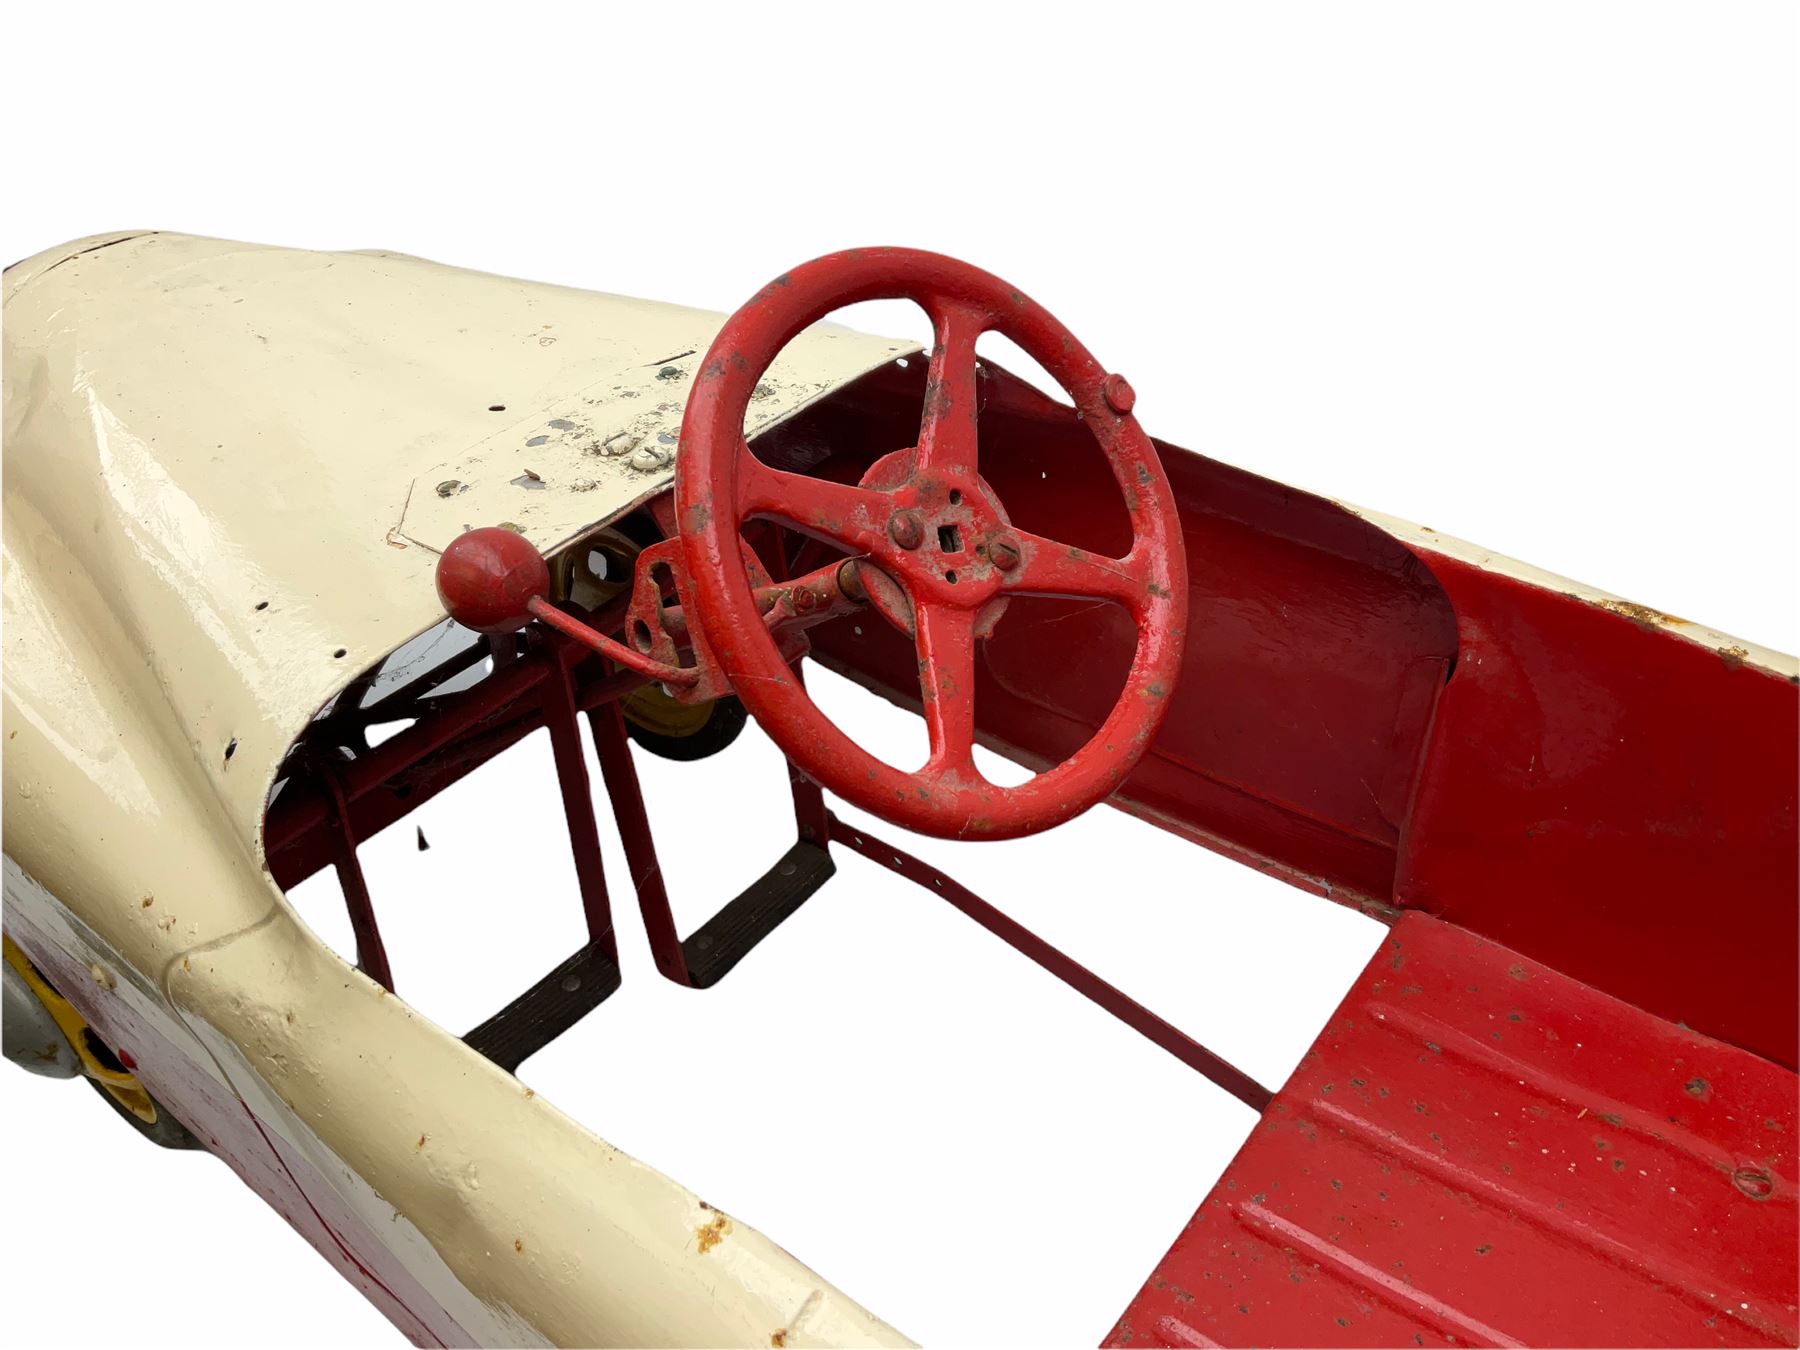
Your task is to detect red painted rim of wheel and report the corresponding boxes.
[676,247,1187,839]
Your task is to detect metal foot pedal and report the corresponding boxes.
[681,841,834,989]
[463,943,621,1072]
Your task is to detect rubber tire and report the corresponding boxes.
[624,696,749,762]
[83,1073,203,1150]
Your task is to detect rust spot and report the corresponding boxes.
[1594,597,1687,632]
[1507,963,1529,981]
[695,1212,732,1254]
[514,1237,524,1253]
[416,1134,428,1151]
[523,1086,535,1099]
[770,1333,787,1348]
[140,894,154,908]
[1718,644,1749,669]
[1684,1076,1710,1099]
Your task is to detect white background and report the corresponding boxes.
[1,3,1794,1348]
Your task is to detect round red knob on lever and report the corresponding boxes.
[435,526,551,633]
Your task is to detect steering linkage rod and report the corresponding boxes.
[434,525,864,692]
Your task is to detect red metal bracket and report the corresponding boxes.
[435,525,865,709]
[586,680,837,989]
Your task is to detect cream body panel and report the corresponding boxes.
[3,230,914,852]
[3,233,914,1347]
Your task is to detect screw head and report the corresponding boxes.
[990,537,1022,572]
[1102,373,1137,415]
[888,510,924,550]
[792,585,819,614]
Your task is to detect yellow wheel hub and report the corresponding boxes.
[3,934,159,1125]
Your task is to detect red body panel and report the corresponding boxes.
[1393,559,1799,1070]
[792,370,1796,1068]
[1105,912,1799,1348]
[780,372,1798,1347]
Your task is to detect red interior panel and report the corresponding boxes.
[1393,560,1799,1069]
[1105,912,1799,1348]
[795,367,1459,902]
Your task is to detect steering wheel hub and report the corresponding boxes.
[847,447,1016,641]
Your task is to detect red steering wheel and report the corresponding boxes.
[677,249,1187,839]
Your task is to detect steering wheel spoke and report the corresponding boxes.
[913,302,986,480]
[737,441,893,559]
[914,600,980,778]
[1003,529,1156,615]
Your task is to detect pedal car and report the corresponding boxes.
[4,232,1794,1347]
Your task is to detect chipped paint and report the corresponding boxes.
[399,319,914,556]
[695,1210,733,1255]
[3,233,914,1349]
[1342,502,1796,682]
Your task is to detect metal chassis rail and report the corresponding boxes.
[264,613,1271,1107]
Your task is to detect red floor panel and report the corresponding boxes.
[1106,913,1798,1348]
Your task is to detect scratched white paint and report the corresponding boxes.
[3,233,916,1347]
